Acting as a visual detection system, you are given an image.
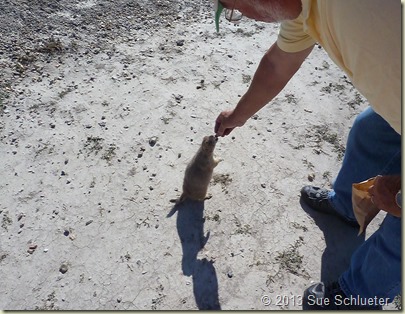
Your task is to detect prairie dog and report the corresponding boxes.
[179,135,220,203]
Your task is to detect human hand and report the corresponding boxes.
[368,175,401,217]
[214,109,246,137]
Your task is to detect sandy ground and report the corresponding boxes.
[0,0,398,310]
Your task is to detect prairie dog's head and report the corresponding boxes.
[201,135,217,152]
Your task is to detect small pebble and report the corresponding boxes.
[59,263,68,274]
[85,220,93,226]
[149,137,157,147]
[27,244,37,254]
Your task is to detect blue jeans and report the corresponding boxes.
[328,107,401,301]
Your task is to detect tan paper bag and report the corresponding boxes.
[352,177,381,235]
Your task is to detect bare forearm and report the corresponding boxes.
[231,43,313,125]
[215,43,313,136]
[233,46,289,123]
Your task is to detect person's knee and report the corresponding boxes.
[348,108,375,145]
[352,107,376,130]
[350,107,395,141]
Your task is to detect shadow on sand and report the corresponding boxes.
[300,199,365,284]
[167,200,221,310]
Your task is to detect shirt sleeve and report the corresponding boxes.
[277,15,316,53]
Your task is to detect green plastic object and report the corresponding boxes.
[215,1,224,33]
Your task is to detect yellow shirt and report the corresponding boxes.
[277,0,401,134]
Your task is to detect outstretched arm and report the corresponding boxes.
[215,42,314,136]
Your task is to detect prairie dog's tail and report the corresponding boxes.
[167,194,186,218]
[169,193,186,205]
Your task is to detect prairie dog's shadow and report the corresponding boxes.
[167,200,220,310]
[167,200,209,276]
[300,199,365,284]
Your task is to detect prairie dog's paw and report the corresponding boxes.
[214,156,223,166]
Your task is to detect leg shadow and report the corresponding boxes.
[300,199,365,284]
[167,200,221,310]
[193,258,221,310]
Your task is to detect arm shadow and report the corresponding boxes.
[167,200,221,310]
[299,199,365,284]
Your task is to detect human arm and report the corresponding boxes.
[368,175,401,217]
[215,42,314,136]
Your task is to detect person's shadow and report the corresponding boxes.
[300,199,365,284]
[167,200,221,310]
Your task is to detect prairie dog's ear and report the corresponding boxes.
[202,136,209,145]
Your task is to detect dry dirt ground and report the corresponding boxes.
[0,0,399,310]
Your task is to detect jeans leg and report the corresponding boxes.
[327,106,402,301]
[329,106,401,220]
[339,214,401,301]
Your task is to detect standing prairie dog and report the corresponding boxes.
[179,135,221,203]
